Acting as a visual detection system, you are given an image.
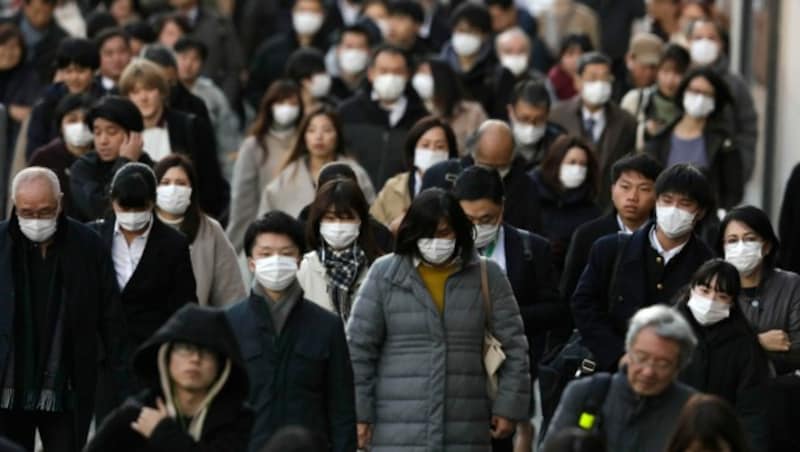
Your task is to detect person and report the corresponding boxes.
[718,206,800,373]
[330,23,373,101]
[486,0,537,36]
[338,44,427,189]
[227,80,303,254]
[454,165,562,451]
[506,80,563,170]
[546,33,593,102]
[154,154,246,307]
[561,154,662,301]
[370,116,458,229]
[646,67,743,209]
[258,426,324,452]
[779,163,800,274]
[101,0,141,26]
[347,188,530,450]
[1,0,68,83]
[535,0,600,62]
[530,135,601,272]
[543,305,697,452]
[0,167,126,452]
[674,259,770,451]
[665,394,752,452]
[86,304,254,452]
[571,163,713,371]
[489,27,551,121]
[549,51,637,209]
[0,23,42,151]
[622,32,663,95]
[385,0,430,64]
[257,106,375,218]
[69,95,153,221]
[285,47,338,112]
[93,27,132,95]
[123,20,156,57]
[635,0,682,43]
[153,12,189,48]
[410,58,487,153]
[225,211,356,452]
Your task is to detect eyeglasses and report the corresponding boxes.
[17,207,58,219]
[628,351,676,372]
[172,342,215,359]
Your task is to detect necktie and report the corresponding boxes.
[584,117,597,143]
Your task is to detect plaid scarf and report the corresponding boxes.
[320,245,366,322]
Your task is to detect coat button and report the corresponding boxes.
[656,283,664,290]
[656,256,663,264]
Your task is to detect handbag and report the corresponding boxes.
[480,257,506,400]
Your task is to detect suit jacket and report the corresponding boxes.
[560,212,621,300]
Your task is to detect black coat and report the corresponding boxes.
[0,214,127,449]
[225,290,357,452]
[1,14,67,83]
[778,162,800,274]
[512,123,564,171]
[29,138,81,220]
[560,213,621,300]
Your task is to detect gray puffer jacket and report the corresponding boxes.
[346,253,530,451]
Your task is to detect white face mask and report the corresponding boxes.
[656,204,696,239]
[474,223,499,249]
[412,73,434,100]
[18,217,58,242]
[417,238,456,265]
[500,54,529,76]
[725,240,763,275]
[116,210,152,232]
[451,32,483,57]
[512,121,546,146]
[293,11,324,36]
[581,80,612,106]
[338,48,369,74]
[559,163,587,189]
[372,74,407,101]
[254,255,298,291]
[690,38,720,66]
[683,92,715,118]
[414,148,449,173]
[309,73,332,98]
[63,122,93,147]
[272,103,300,126]
[320,221,360,249]
[687,293,730,326]
[156,184,192,216]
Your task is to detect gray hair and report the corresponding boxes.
[625,305,697,369]
[11,167,61,203]
[495,27,530,53]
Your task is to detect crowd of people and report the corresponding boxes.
[0,0,799,451]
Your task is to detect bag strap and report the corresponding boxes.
[577,373,613,433]
[479,257,492,331]
[607,232,632,312]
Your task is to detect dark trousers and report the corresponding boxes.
[0,409,76,452]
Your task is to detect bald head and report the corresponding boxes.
[474,120,515,171]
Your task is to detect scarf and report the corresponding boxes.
[320,244,366,322]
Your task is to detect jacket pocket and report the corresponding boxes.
[290,340,329,392]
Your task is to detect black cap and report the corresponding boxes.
[421,159,464,192]
[56,37,100,70]
[141,44,177,69]
[86,95,144,132]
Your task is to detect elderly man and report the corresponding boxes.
[507,80,563,169]
[544,305,697,452]
[489,27,551,119]
[0,167,126,452]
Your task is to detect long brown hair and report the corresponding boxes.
[666,394,749,452]
[281,106,347,172]
[248,79,304,146]
[539,134,599,197]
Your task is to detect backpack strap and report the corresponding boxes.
[479,257,492,331]
[607,232,632,312]
[577,373,613,433]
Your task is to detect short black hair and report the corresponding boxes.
[404,116,458,171]
[453,165,505,205]
[654,163,713,211]
[611,154,663,185]
[110,163,157,208]
[340,23,375,47]
[285,48,326,82]
[559,33,593,58]
[577,51,612,76]
[56,37,99,70]
[485,0,514,9]
[86,10,118,39]
[141,44,177,69]
[449,2,492,35]
[174,36,208,61]
[675,66,734,119]
[54,92,95,131]
[124,20,157,44]
[689,258,741,298]
[94,27,130,50]
[244,211,306,258]
[388,0,424,23]
[509,79,551,110]
[317,162,357,188]
[395,188,474,262]
[660,43,690,74]
[368,43,410,70]
[717,206,780,270]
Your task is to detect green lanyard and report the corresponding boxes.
[482,240,497,258]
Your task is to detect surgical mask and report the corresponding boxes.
[18,217,58,242]
[254,255,298,291]
[451,32,482,57]
[63,122,93,147]
[156,185,192,215]
[309,73,332,98]
[559,163,587,189]
[292,11,324,36]
[725,240,763,275]
[474,223,499,249]
[372,74,406,101]
[412,73,434,100]
[656,205,695,239]
[320,221,360,249]
[417,238,456,265]
[500,54,529,76]
[690,39,720,66]
[581,80,612,106]
[338,48,369,74]
[272,103,300,126]
[414,148,448,172]
[513,121,546,145]
[683,92,715,118]
[687,293,730,326]
[116,210,152,232]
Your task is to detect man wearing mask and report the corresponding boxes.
[225,211,356,452]
[0,167,127,452]
[507,80,563,169]
[571,163,713,372]
[338,44,427,190]
[549,51,637,209]
[489,27,551,120]
[331,23,374,101]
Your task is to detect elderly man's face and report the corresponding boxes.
[15,178,60,220]
[626,327,682,396]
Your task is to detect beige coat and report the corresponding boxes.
[369,171,411,226]
[190,215,247,307]
[448,101,488,155]
[295,250,368,315]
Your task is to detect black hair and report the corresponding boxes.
[85,10,118,40]
[453,165,505,205]
[124,21,157,44]
[282,106,348,170]
[56,37,100,70]
[666,394,750,452]
[404,116,458,171]
[690,258,742,298]
[509,79,551,111]
[23,0,56,4]
[94,27,130,50]
[660,43,690,74]
[425,58,467,118]
[485,0,514,9]
[317,162,357,188]
[577,51,612,76]
[110,163,157,209]
[285,47,326,83]
[141,44,176,69]
[174,36,208,61]
[153,154,203,242]
[675,66,734,119]
[259,426,326,452]
[610,153,663,185]
[539,135,599,197]
[244,211,306,258]
[340,23,375,47]
[368,43,410,70]
[387,0,424,23]
[717,206,780,270]
[558,34,593,58]
[395,188,474,262]
[449,2,492,35]
[152,12,191,38]
[249,79,303,145]
[654,163,713,212]
[54,93,95,134]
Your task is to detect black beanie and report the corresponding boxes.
[86,95,144,132]
[421,159,464,192]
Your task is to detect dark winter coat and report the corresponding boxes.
[560,213,621,301]
[440,41,498,113]
[28,138,82,220]
[779,164,800,274]
[189,7,245,105]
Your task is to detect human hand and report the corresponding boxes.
[131,397,169,439]
[357,422,373,449]
[119,132,143,161]
[490,416,515,439]
[759,329,791,352]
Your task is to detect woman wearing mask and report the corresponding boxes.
[154,154,246,307]
[411,59,487,152]
[256,106,375,218]
[370,116,458,228]
[347,188,530,450]
[546,34,593,102]
[228,80,304,253]
[529,135,600,271]
[675,259,771,449]
[297,178,381,322]
[645,67,743,209]
[0,23,41,151]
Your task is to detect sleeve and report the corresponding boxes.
[352,163,376,205]
[541,378,590,447]
[778,165,800,272]
[169,238,199,311]
[256,182,273,218]
[326,321,358,452]
[84,402,142,452]
[715,136,744,209]
[735,337,771,452]
[69,156,131,221]
[782,279,800,367]
[24,101,48,160]
[186,115,230,219]
[146,410,254,452]
[619,89,641,116]
[226,140,261,253]
[560,228,588,302]
[209,220,247,307]
[369,186,393,226]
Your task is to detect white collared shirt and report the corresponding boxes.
[112,218,153,290]
[482,226,507,273]
[616,215,646,234]
[370,91,408,127]
[648,225,688,266]
[142,127,172,162]
[414,171,422,196]
[581,106,606,142]
[101,76,115,91]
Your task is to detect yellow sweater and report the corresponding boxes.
[417,263,458,313]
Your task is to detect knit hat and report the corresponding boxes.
[86,95,144,132]
[421,159,464,191]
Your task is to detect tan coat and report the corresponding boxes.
[448,101,488,155]
[369,171,411,226]
[190,215,247,307]
[295,250,368,315]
